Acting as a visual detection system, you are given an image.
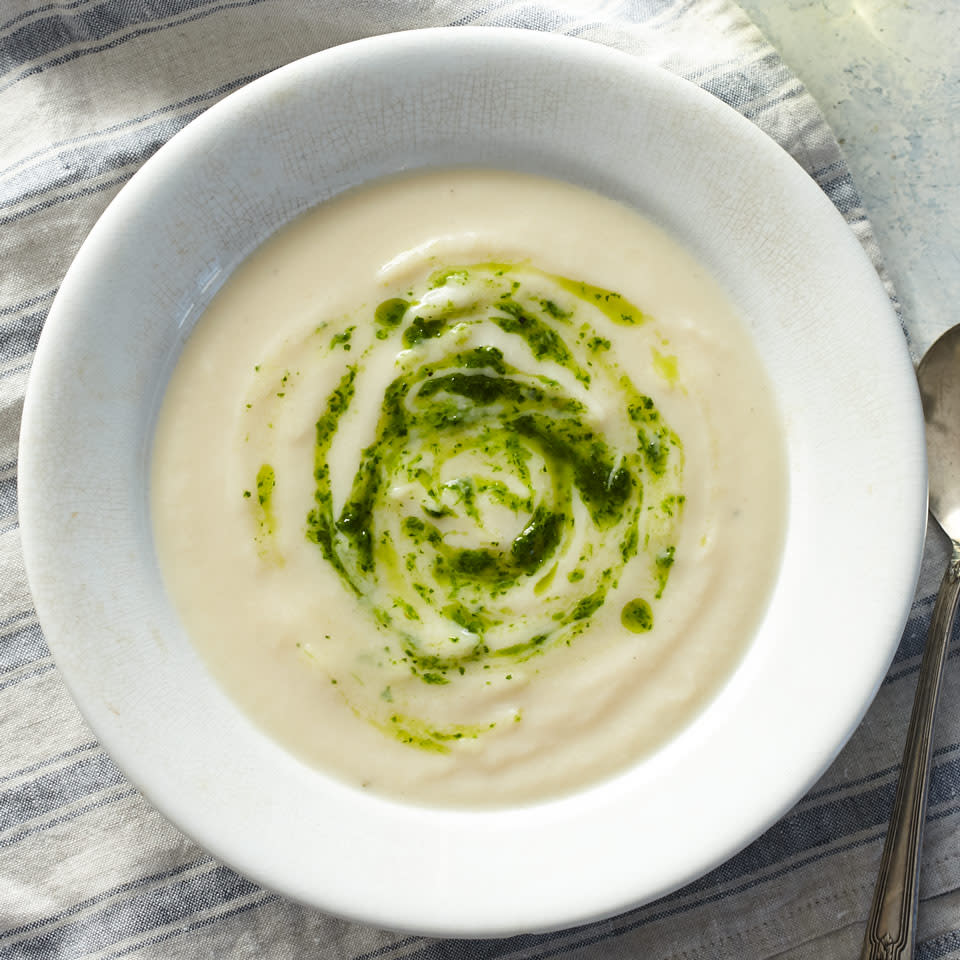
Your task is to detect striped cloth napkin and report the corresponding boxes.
[2,2,959,958]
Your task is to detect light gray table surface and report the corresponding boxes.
[739,0,959,360]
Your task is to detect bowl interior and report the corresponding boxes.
[18,27,926,936]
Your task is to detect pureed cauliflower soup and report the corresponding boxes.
[151,168,787,806]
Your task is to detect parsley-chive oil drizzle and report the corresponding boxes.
[250,262,685,751]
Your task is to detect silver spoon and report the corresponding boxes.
[861,324,960,960]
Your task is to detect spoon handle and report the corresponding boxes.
[860,539,960,960]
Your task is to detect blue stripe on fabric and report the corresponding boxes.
[0,785,138,852]
[448,0,697,32]
[930,802,960,825]
[0,71,263,182]
[0,470,17,523]
[918,929,960,960]
[0,0,99,38]
[640,0,700,30]
[4,864,263,960]
[739,78,806,122]
[803,740,959,805]
[891,591,943,664]
[106,891,278,960]
[842,211,870,230]
[590,0,699,32]
[0,109,203,214]
[887,645,960,686]
[928,751,960,808]
[0,611,47,675]
[0,659,55,692]
[698,52,793,112]
[0,309,46,362]
[819,169,864,216]
[0,0,215,74]
[0,366,32,404]
[444,2,548,29]
[0,751,125,833]
[353,937,424,960]
[0,0,270,95]
[813,158,847,180]
[0,741,98,788]
[0,171,131,227]
[0,288,56,317]
[0,856,212,943]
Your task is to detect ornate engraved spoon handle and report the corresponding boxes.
[860,539,960,960]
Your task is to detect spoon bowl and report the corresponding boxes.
[920,327,960,543]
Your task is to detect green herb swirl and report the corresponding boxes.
[297,263,685,686]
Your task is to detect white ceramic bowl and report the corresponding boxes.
[19,28,926,937]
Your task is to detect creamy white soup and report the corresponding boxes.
[151,168,787,807]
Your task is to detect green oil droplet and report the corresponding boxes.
[621,598,653,633]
